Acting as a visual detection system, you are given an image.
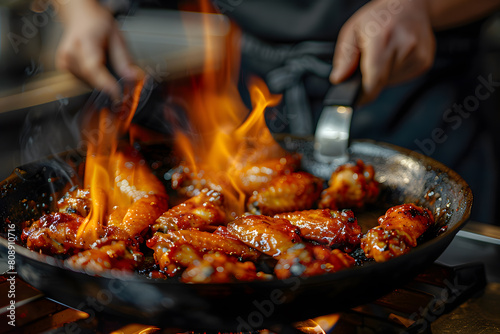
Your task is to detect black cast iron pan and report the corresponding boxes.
[0,139,472,331]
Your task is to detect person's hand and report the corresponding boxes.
[330,0,436,104]
[55,0,143,100]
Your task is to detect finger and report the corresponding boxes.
[89,63,122,101]
[330,23,361,84]
[108,27,144,81]
[358,38,394,105]
[77,39,121,100]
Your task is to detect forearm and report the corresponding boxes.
[427,0,500,30]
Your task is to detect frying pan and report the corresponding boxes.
[0,139,472,331]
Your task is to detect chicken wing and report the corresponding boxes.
[226,215,355,278]
[232,153,301,194]
[181,252,263,283]
[21,212,84,255]
[247,172,323,215]
[22,192,168,255]
[275,209,362,252]
[361,203,435,262]
[171,163,230,198]
[226,215,302,257]
[172,154,301,199]
[65,240,143,273]
[319,159,380,210]
[147,229,260,274]
[75,147,168,247]
[111,148,168,201]
[152,188,226,233]
[57,189,91,217]
[107,194,168,242]
[108,148,169,241]
[274,245,356,279]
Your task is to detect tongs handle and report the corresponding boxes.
[313,71,362,165]
[323,71,362,107]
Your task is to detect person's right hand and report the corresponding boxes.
[330,0,436,105]
[55,0,143,100]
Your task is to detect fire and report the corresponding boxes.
[76,80,149,246]
[294,315,341,334]
[170,5,286,217]
[76,2,288,244]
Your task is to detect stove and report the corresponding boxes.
[1,221,499,334]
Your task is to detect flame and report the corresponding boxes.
[171,2,287,216]
[76,80,147,247]
[312,314,341,332]
[77,1,289,244]
[294,315,340,334]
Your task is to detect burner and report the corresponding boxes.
[0,263,487,334]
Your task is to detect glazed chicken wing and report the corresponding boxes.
[274,245,355,279]
[181,251,263,283]
[22,188,92,255]
[319,159,380,210]
[147,229,260,274]
[111,148,168,201]
[275,209,362,252]
[66,240,143,273]
[107,195,168,242]
[361,203,435,262]
[148,242,263,283]
[21,193,168,256]
[21,212,84,255]
[247,172,323,215]
[226,215,302,257]
[171,163,231,198]
[226,215,355,278]
[152,188,226,233]
[232,153,301,194]
[57,189,91,217]
[74,147,168,247]
[172,154,301,198]
[22,146,169,254]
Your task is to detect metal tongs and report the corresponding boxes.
[314,73,362,164]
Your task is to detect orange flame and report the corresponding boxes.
[170,14,286,216]
[293,315,340,334]
[78,2,289,245]
[76,80,149,247]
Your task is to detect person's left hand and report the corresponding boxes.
[330,0,436,104]
[54,0,142,101]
